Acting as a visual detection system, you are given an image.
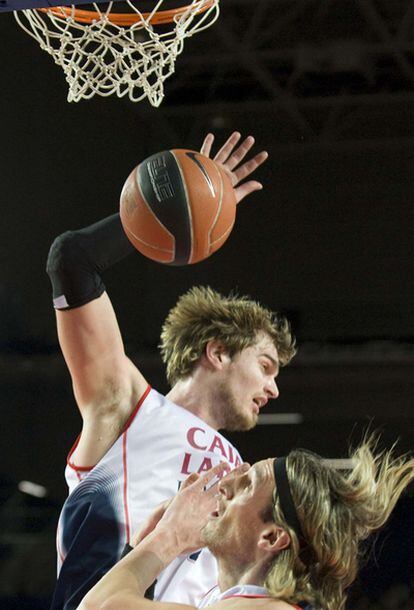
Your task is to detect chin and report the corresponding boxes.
[201,522,217,549]
[217,384,259,431]
[226,409,258,432]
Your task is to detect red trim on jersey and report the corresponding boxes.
[66,434,93,472]
[200,585,218,601]
[122,384,151,432]
[226,595,270,599]
[122,427,131,543]
[225,597,301,609]
[66,385,152,472]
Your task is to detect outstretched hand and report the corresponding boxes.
[156,462,230,554]
[148,462,250,554]
[200,131,268,205]
[129,464,229,550]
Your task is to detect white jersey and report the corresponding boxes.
[52,386,242,610]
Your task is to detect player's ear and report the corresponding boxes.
[204,340,231,370]
[257,525,290,555]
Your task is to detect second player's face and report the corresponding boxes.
[202,459,276,561]
[216,333,279,431]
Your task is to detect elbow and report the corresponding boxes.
[46,231,77,275]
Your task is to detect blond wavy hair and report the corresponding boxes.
[159,286,296,386]
[264,438,414,610]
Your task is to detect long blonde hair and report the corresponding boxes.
[265,438,414,610]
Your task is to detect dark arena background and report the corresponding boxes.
[1,1,414,608]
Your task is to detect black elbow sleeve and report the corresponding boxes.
[46,231,106,310]
[46,214,135,310]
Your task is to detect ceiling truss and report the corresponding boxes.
[145,0,414,145]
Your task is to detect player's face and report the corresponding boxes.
[202,459,275,562]
[216,333,279,431]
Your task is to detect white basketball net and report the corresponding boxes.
[14,0,219,105]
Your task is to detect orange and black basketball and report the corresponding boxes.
[119,149,237,265]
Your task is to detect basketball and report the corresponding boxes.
[119,149,237,265]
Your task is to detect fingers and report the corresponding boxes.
[200,133,215,157]
[179,463,229,496]
[201,132,268,182]
[213,131,242,165]
[180,461,251,497]
[234,181,263,205]
[181,472,200,490]
[199,461,250,493]
[214,133,268,176]
[219,461,250,484]
[234,461,251,473]
[232,150,268,187]
[219,135,257,172]
[195,462,231,492]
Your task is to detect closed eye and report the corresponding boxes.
[242,473,254,491]
[259,353,280,377]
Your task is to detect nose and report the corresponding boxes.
[266,378,279,399]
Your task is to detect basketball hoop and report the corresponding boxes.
[14,0,220,105]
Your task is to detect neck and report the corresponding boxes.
[215,556,268,593]
[166,373,222,430]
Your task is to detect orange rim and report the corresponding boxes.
[38,0,216,25]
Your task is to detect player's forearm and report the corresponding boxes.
[120,528,179,594]
[79,528,179,609]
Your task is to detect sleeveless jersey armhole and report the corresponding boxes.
[66,384,152,473]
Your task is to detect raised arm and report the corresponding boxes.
[46,214,148,465]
